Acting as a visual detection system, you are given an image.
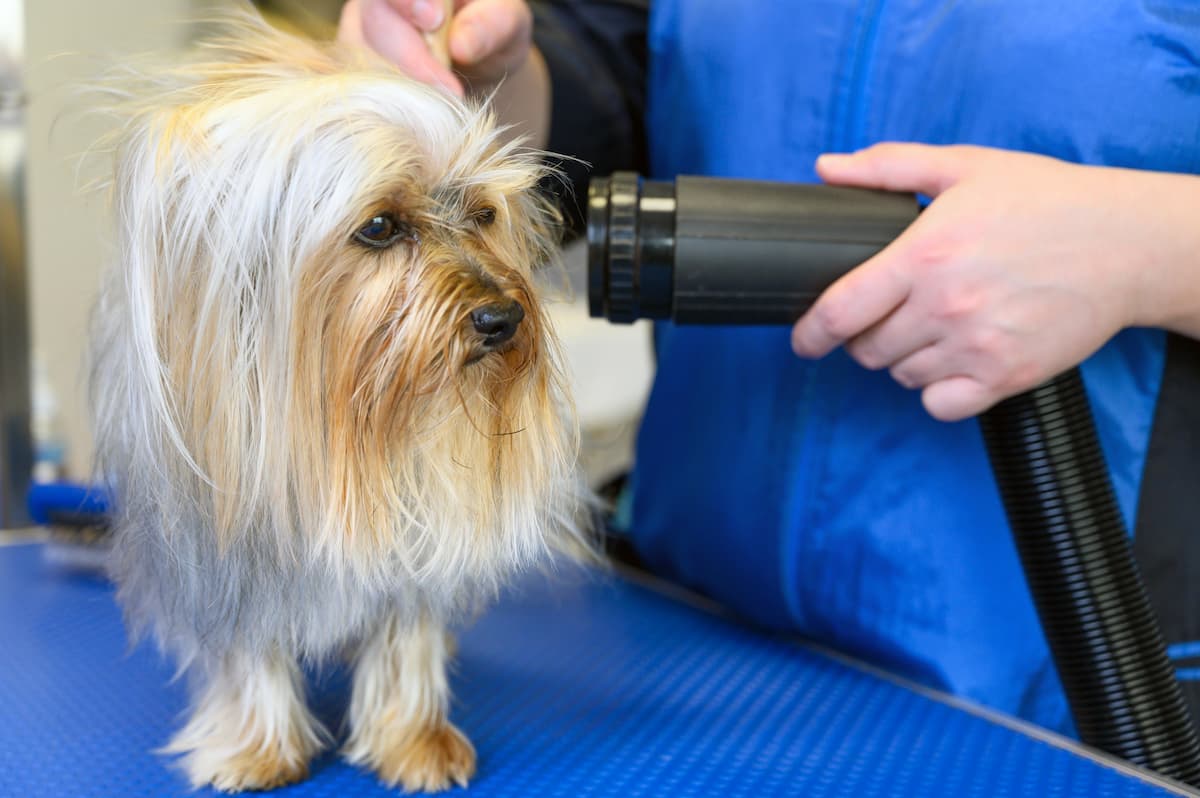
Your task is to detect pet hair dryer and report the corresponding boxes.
[587,171,1200,786]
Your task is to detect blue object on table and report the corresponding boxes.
[0,542,1193,797]
[26,481,109,527]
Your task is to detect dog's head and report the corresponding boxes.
[97,14,586,587]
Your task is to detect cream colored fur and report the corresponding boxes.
[345,615,476,792]
[88,9,592,792]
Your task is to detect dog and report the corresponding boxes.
[88,12,590,793]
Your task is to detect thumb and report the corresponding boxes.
[358,0,463,95]
[450,0,532,70]
[816,143,975,198]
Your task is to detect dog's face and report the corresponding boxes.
[289,114,569,566]
[101,22,582,582]
[299,123,558,457]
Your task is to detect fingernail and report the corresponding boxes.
[411,0,443,29]
[816,153,849,169]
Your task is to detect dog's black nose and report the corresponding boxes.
[471,301,525,347]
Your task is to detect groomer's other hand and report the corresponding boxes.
[338,0,534,97]
[339,0,460,94]
[791,144,1173,422]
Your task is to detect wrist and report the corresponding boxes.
[1123,169,1200,335]
[465,46,550,149]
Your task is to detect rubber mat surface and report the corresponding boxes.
[0,542,1190,797]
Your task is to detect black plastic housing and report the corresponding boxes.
[588,172,920,324]
[585,171,1200,786]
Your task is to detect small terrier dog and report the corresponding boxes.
[88,13,589,793]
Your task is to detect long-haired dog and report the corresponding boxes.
[88,13,590,793]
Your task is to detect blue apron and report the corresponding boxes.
[633,0,1200,733]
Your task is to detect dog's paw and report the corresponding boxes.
[349,723,476,793]
[382,724,476,793]
[167,709,324,792]
[181,741,312,793]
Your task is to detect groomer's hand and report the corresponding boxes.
[792,143,1200,422]
[338,0,535,97]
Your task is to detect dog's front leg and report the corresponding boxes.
[165,648,327,792]
[345,612,476,792]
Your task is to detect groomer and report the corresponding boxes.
[341,0,1200,735]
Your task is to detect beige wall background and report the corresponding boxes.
[22,0,652,485]
[25,0,206,478]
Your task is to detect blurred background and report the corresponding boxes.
[1,0,653,527]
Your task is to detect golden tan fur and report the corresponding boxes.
[89,9,592,792]
[345,615,477,791]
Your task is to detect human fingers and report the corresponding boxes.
[921,376,995,422]
[351,0,463,94]
[816,142,981,198]
[382,0,448,31]
[449,0,532,74]
[791,242,915,359]
[843,304,942,372]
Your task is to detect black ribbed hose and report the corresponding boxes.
[980,370,1200,783]
[587,172,1200,783]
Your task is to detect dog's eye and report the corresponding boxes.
[354,214,414,249]
[473,206,497,227]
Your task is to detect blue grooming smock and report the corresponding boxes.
[628,1,1200,734]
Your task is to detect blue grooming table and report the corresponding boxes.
[0,541,1195,798]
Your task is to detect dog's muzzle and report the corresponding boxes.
[471,300,525,349]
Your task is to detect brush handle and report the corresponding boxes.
[425,0,455,68]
